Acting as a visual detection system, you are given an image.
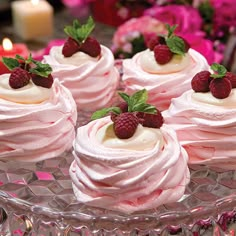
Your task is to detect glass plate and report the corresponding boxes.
[1,150,236,235]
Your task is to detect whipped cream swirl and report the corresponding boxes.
[70,117,190,213]
[43,45,119,111]
[163,89,236,168]
[122,49,210,111]
[0,76,77,162]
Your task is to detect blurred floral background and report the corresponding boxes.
[44,0,236,67]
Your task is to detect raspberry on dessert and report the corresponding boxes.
[113,112,139,139]
[110,102,128,122]
[209,77,232,99]
[62,37,80,57]
[146,36,159,51]
[225,71,236,88]
[9,67,31,89]
[31,74,54,88]
[110,112,118,122]
[154,44,173,65]
[80,37,101,57]
[136,111,164,128]
[146,35,165,51]
[191,71,212,92]
[117,101,128,113]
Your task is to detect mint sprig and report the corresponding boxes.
[210,63,227,78]
[166,36,186,55]
[164,24,186,55]
[2,57,20,70]
[91,89,157,120]
[166,24,177,38]
[2,54,52,78]
[30,60,52,77]
[64,16,95,44]
[91,107,121,120]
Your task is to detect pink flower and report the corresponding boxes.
[144,5,203,34]
[210,0,236,38]
[179,33,223,64]
[112,16,166,50]
[62,0,93,7]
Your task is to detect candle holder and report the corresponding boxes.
[0,38,29,75]
[11,0,54,41]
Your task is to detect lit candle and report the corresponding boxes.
[11,0,53,40]
[0,38,29,75]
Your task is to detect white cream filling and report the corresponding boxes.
[0,74,51,104]
[191,89,236,108]
[96,123,163,151]
[139,49,191,74]
[51,46,99,66]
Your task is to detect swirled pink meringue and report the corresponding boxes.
[43,45,119,111]
[0,76,77,162]
[122,49,210,111]
[69,116,190,214]
[163,89,236,168]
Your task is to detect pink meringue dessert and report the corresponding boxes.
[69,89,190,214]
[43,17,119,123]
[0,55,77,162]
[122,25,210,111]
[163,63,236,168]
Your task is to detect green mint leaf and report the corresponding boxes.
[210,63,227,78]
[118,92,130,104]
[25,53,33,64]
[64,17,95,43]
[73,19,81,29]
[118,89,157,114]
[15,54,25,61]
[91,107,121,120]
[166,36,185,55]
[64,25,77,40]
[30,60,52,77]
[128,89,148,111]
[210,74,224,79]
[166,24,178,38]
[2,57,20,70]
[76,16,95,43]
[132,103,157,114]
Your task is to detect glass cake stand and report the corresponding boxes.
[1,150,236,235]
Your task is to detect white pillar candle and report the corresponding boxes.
[11,0,54,40]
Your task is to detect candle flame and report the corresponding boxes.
[31,0,39,5]
[2,38,13,51]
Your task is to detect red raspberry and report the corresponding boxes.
[209,77,232,99]
[146,36,159,51]
[9,67,31,89]
[117,101,128,113]
[110,101,128,122]
[113,112,139,139]
[80,37,101,57]
[191,71,212,92]
[136,111,164,128]
[225,71,236,88]
[31,74,54,88]
[62,37,80,57]
[146,35,166,51]
[154,44,173,65]
[110,112,118,122]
